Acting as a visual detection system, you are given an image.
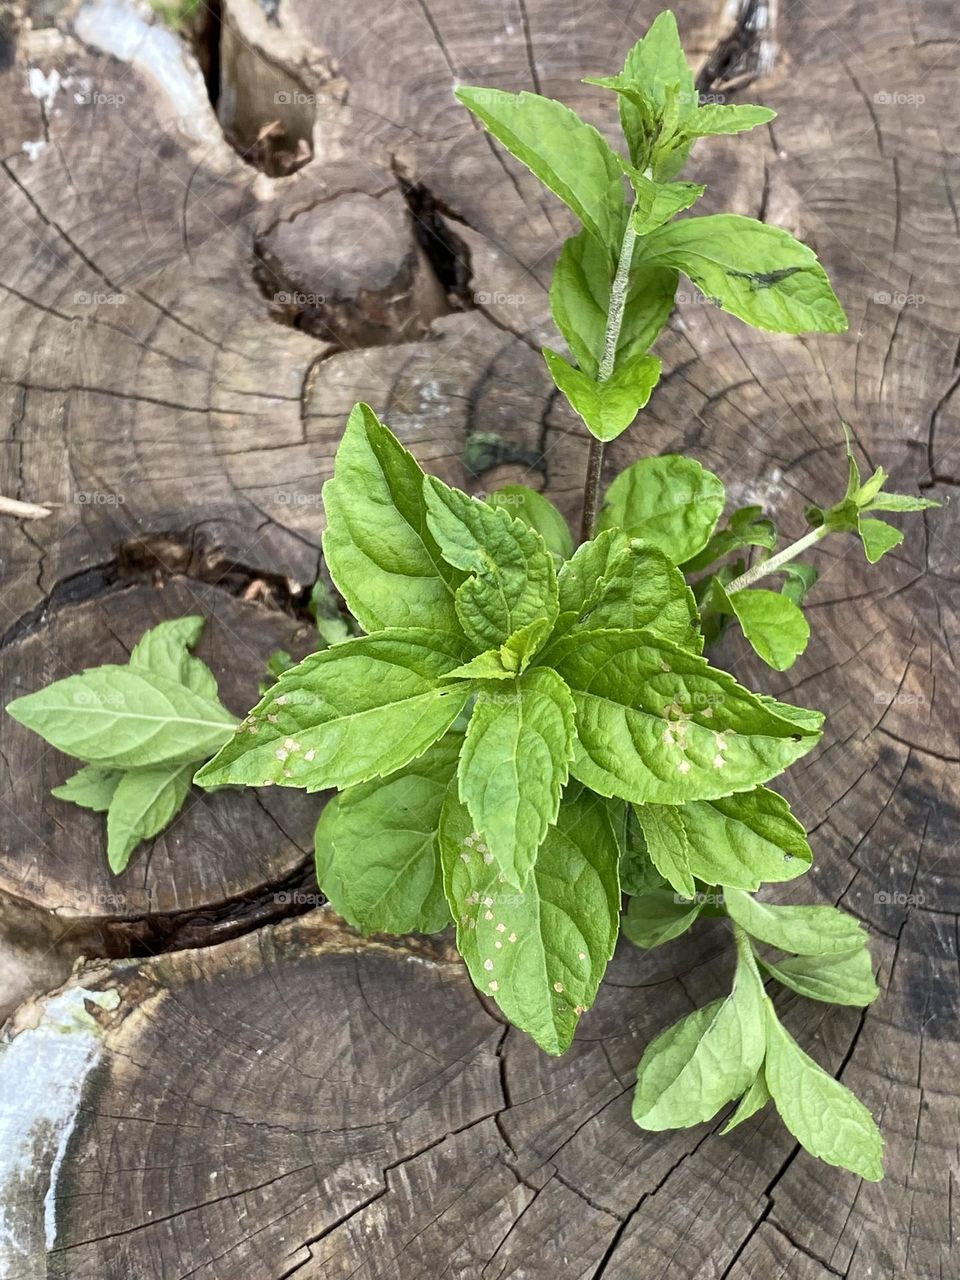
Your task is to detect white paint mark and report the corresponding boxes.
[73,0,224,148]
[28,67,61,113]
[0,985,120,1272]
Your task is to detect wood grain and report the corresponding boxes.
[0,0,956,1273]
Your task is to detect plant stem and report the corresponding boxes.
[724,525,827,593]
[579,217,638,543]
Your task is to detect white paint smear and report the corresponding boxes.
[74,0,223,148]
[0,986,120,1275]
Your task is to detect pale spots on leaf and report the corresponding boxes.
[496,923,506,933]
[484,959,494,971]
[304,749,315,762]
[488,980,499,992]
[677,759,692,774]
[484,910,494,920]
[712,754,725,769]
[553,982,564,993]
[508,932,517,943]
[275,748,288,762]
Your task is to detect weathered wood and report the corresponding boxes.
[0,0,957,1273]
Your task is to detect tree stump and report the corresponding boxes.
[0,0,956,1275]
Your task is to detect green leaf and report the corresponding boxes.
[642,214,847,334]
[721,1071,771,1133]
[633,929,766,1129]
[8,666,237,769]
[194,630,469,791]
[597,455,726,563]
[440,786,620,1055]
[625,168,704,235]
[105,762,193,873]
[857,515,903,563]
[444,618,554,682]
[763,1004,883,1180]
[321,403,464,634]
[721,585,811,671]
[544,348,662,442]
[51,765,122,812]
[129,616,219,698]
[592,12,696,171]
[264,649,295,685]
[315,736,457,935]
[681,505,776,573]
[724,887,867,955]
[563,534,700,650]
[458,668,575,887]
[454,87,627,253]
[779,561,818,605]
[664,787,812,891]
[424,475,558,650]
[865,491,940,513]
[552,629,820,805]
[683,103,776,137]
[755,694,825,736]
[488,485,573,561]
[556,528,627,615]
[760,948,879,1007]
[308,579,351,646]
[633,803,694,898]
[623,886,702,949]
[550,230,677,379]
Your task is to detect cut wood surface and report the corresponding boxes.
[0,0,956,1274]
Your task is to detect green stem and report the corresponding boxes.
[579,216,638,543]
[724,525,827,594]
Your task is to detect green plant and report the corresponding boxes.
[7,618,236,871]
[7,11,938,1181]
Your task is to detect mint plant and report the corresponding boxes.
[7,11,937,1182]
[7,618,236,871]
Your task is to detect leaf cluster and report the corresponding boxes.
[457,10,847,444]
[196,402,886,1175]
[7,618,236,871]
